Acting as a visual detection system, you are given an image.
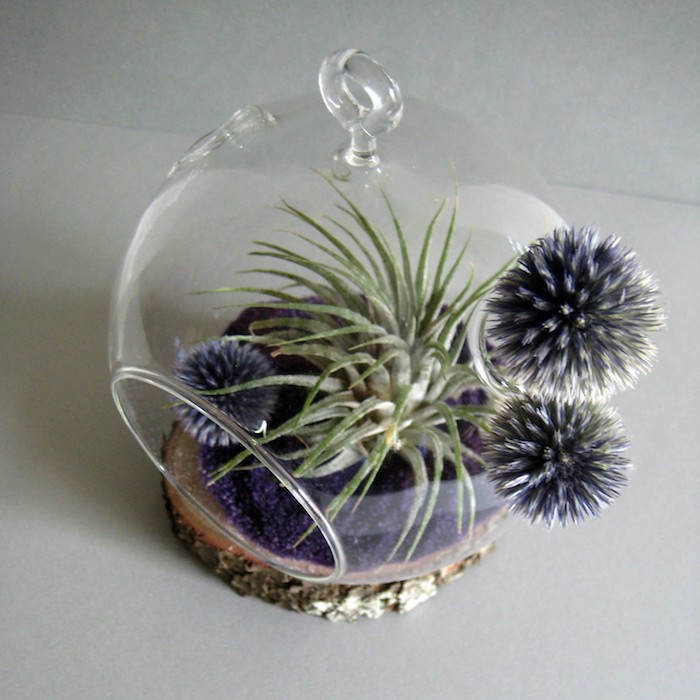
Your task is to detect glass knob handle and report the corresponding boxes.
[319,49,403,167]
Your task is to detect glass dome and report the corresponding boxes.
[109,50,565,584]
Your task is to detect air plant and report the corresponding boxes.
[485,226,665,400]
[176,178,509,560]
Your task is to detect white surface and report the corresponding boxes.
[1,9,699,699]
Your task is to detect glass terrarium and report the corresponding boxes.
[111,51,662,611]
[110,50,564,588]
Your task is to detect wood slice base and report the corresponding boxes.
[162,424,494,622]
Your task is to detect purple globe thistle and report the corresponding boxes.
[484,395,631,527]
[173,338,278,448]
[486,227,664,400]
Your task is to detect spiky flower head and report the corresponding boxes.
[486,226,665,400]
[173,338,278,447]
[484,394,631,527]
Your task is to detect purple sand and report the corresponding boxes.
[198,303,496,570]
[200,440,493,570]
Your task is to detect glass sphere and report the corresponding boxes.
[110,50,564,584]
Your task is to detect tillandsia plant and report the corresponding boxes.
[174,178,508,562]
[172,177,664,564]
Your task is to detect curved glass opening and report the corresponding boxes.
[111,367,345,583]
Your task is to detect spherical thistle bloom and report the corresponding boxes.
[484,395,631,527]
[173,338,278,448]
[486,227,665,400]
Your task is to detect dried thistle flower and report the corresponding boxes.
[484,395,631,527]
[173,338,278,447]
[486,227,665,400]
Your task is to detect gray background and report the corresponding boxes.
[3,0,699,205]
[2,2,698,699]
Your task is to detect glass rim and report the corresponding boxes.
[111,365,347,583]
